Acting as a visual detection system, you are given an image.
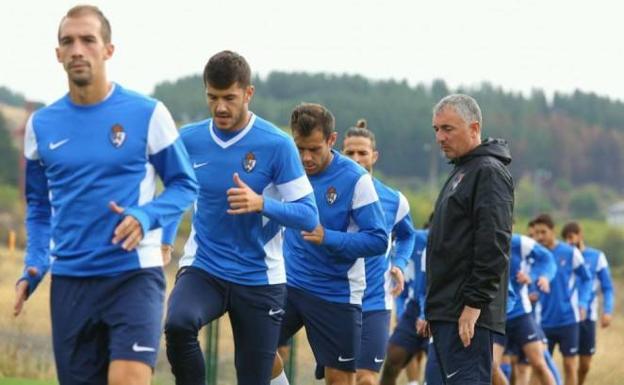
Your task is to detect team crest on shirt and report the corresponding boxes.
[326,186,338,205]
[243,152,256,172]
[110,124,126,148]
[451,172,465,190]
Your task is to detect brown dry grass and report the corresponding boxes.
[1,246,622,384]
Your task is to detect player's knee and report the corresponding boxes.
[164,312,198,343]
[356,371,377,385]
[385,344,409,369]
[109,360,151,385]
[579,359,591,374]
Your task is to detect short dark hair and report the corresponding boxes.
[344,119,376,149]
[290,103,335,139]
[59,5,112,44]
[203,50,251,89]
[561,221,582,239]
[532,213,555,229]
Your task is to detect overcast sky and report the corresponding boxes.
[3,0,623,105]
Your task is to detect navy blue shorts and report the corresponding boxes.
[578,320,596,355]
[51,268,165,385]
[492,332,506,347]
[430,321,493,385]
[388,299,429,354]
[165,267,286,385]
[507,314,542,348]
[425,340,444,385]
[543,323,580,357]
[357,310,391,372]
[278,286,362,373]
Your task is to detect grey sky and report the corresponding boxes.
[3,0,623,105]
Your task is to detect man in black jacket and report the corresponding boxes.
[422,94,513,385]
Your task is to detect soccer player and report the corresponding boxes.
[492,233,558,385]
[532,214,592,385]
[341,119,417,385]
[561,221,615,385]
[163,51,319,385]
[271,103,388,385]
[13,5,199,385]
[381,222,430,385]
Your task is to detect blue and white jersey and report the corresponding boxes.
[581,247,615,321]
[507,234,557,320]
[407,230,429,301]
[540,241,592,328]
[362,178,416,312]
[284,150,388,305]
[22,83,198,291]
[178,114,318,286]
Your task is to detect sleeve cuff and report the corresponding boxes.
[322,229,343,248]
[125,208,151,236]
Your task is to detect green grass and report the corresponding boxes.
[0,379,56,385]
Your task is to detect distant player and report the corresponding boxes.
[532,214,592,385]
[164,51,319,385]
[14,5,198,385]
[271,103,388,385]
[342,119,417,385]
[381,221,431,385]
[562,221,615,385]
[492,234,558,385]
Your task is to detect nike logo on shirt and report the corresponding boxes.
[132,343,156,352]
[447,370,460,379]
[49,139,70,150]
[193,162,209,169]
[268,308,284,316]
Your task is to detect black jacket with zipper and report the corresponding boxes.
[425,138,514,334]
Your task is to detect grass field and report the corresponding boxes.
[1,246,623,384]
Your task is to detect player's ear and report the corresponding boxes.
[327,131,337,147]
[244,85,255,103]
[372,150,379,164]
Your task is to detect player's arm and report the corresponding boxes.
[321,174,388,260]
[261,177,318,232]
[390,192,416,272]
[118,103,199,245]
[16,115,52,314]
[572,248,592,312]
[463,166,513,310]
[529,242,556,292]
[597,253,615,321]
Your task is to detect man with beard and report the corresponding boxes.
[163,51,319,385]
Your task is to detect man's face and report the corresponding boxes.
[565,232,582,248]
[56,14,113,87]
[206,82,254,131]
[432,106,480,159]
[533,223,555,248]
[342,136,377,173]
[293,128,336,176]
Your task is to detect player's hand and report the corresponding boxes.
[416,318,430,337]
[110,201,144,251]
[301,225,325,245]
[14,267,37,317]
[579,307,587,321]
[389,267,405,296]
[516,271,531,285]
[601,313,613,328]
[161,244,173,266]
[227,173,263,214]
[528,292,539,303]
[536,276,550,293]
[458,305,481,348]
